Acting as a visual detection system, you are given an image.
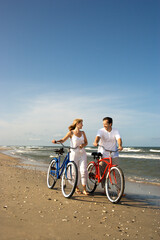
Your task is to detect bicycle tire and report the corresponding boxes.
[61,161,78,198]
[86,162,97,193]
[47,159,57,189]
[105,166,124,204]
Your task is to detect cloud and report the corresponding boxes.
[0,92,160,146]
[28,138,41,141]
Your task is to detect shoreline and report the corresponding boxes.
[1,146,160,187]
[1,148,160,206]
[0,151,160,240]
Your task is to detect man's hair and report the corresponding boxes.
[103,117,113,124]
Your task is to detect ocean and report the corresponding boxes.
[2,146,160,186]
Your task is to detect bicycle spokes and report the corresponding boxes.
[89,172,96,180]
[61,162,78,198]
[86,163,97,193]
[105,167,124,203]
[47,159,57,189]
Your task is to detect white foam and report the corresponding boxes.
[122,148,141,152]
[119,153,160,160]
[16,150,27,153]
[85,147,95,150]
[86,152,92,156]
[49,155,57,158]
[150,149,160,153]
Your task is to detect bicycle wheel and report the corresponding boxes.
[47,159,57,189]
[105,166,124,204]
[61,161,78,198]
[86,162,97,193]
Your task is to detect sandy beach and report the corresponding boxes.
[0,151,160,240]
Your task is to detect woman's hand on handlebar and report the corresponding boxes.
[52,139,63,144]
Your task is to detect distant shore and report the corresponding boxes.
[0,151,160,240]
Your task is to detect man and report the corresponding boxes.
[93,117,123,189]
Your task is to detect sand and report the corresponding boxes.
[0,151,160,240]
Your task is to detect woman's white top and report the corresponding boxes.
[70,132,86,156]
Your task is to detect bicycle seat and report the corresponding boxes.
[54,148,64,155]
[91,152,103,159]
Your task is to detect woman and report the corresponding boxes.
[52,118,89,195]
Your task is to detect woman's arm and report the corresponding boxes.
[79,131,88,149]
[52,131,72,144]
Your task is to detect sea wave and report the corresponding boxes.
[16,150,27,153]
[122,148,142,152]
[127,176,160,185]
[2,145,160,185]
[49,155,57,158]
[150,149,160,153]
[119,153,160,160]
[85,147,95,150]
[86,152,92,156]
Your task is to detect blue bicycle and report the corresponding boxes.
[47,143,78,198]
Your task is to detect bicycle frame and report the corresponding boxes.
[51,151,70,179]
[50,142,79,179]
[90,155,117,185]
[47,143,79,198]
[87,145,124,203]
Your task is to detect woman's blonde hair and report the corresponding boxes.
[68,119,83,131]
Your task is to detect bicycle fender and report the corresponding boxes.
[49,157,58,164]
[87,161,96,167]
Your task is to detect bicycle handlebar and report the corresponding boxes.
[97,144,118,153]
[54,141,79,150]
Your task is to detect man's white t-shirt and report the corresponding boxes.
[97,127,121,158]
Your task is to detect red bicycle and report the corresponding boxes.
[86,145,125,203]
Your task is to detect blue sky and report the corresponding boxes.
[0,0,159,147]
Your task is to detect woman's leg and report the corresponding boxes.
[79,155,89,195]
[70,152,81,187]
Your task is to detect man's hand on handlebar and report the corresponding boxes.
[118,146,123,151]
[93,142,98,147]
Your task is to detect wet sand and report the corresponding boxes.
[0,151,160,240]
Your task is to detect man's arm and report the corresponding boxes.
[93,136,100,147]
[117,138,123,151]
